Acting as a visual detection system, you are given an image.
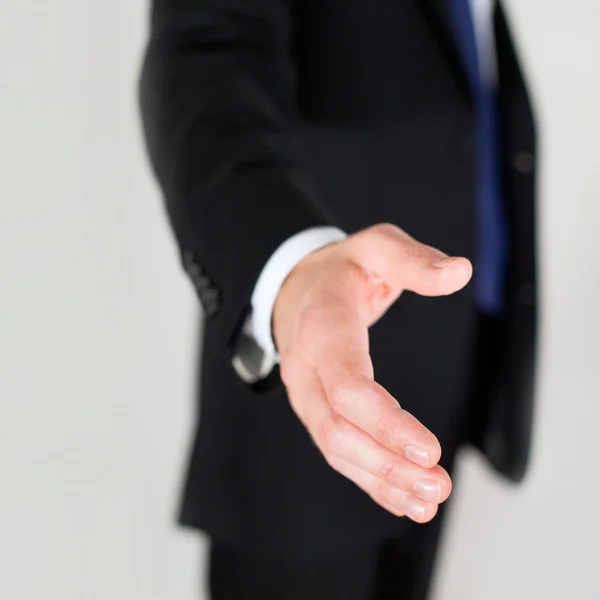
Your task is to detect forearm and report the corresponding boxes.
[138,0,338,358]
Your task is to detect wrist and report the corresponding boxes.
[272,241,343,354]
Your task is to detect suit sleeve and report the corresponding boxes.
[138,0,338,361]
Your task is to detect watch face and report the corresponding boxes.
[232,331,277,384]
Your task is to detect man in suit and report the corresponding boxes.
[139,0,537,598]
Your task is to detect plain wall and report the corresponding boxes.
[1,1,599,598]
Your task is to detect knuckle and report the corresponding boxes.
[378,459,403,486]
[315,417,343,456]
[369,222,400,238]
[374,406,400,442]
[329,381,348,412]
[338,257,370,287]
[329,379,358,414]
[408,242,428,259]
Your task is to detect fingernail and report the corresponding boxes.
[404,495,426,521]
[404,445,430,467]
[431,256,456,269]
[413,479,442,503]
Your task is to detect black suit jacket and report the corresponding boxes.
[139,0,537,560]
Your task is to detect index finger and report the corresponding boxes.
[325,376,442,468]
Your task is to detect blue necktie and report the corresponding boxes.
[449,0,509,314]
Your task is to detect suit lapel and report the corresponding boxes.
[418,0,474,103]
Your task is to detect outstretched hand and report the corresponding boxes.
[273,223,472,522]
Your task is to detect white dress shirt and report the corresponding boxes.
[241,0,496,378]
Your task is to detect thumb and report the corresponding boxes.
[345,223,473,298]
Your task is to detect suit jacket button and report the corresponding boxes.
[182,251,205,275]
[182,250,196,267]
[193,274,211,293]
[518,282,535,306]
[188,264,203,277]
[201,288,220,317]
[514,151,534,174]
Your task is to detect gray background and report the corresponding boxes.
[2,1,599,598]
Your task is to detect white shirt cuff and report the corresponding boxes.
[249,226,348,362]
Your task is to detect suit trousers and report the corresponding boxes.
[208,498,449,600]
